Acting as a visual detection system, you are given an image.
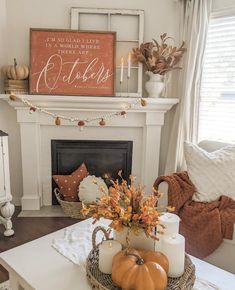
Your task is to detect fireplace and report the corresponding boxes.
[3,95,178,210]
[51,140,133,204]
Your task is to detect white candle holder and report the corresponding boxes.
[127,76,130,94]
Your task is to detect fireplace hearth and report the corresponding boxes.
[51,140,133,204]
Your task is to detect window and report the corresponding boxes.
[70,8,144,97]
[198,14,235,143]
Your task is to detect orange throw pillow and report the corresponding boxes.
[53,163,88,202]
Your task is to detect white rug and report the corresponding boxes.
[18,206,67,217]
[52,219,109,272]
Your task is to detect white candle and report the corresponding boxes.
[160,212,180,234]
[120,57,124,83]
[127,52,131,78]
[161,233,185,278]
[155,212,180,251]
[99,240,122,274]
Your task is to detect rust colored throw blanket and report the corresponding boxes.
[154,172,235,259]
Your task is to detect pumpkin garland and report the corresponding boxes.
[8,94,148,129]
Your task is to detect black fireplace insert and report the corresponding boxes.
[51,140,133,205]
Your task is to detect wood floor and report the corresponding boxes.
[0,207,80,283]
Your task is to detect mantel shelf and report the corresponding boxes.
[0,94,179,113]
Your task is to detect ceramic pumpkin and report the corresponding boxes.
[2,59,29,80]
[112,248,168,290]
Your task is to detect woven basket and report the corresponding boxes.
[86,227,196,290]
[54,188,91,219]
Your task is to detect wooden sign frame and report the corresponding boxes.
[29,28,116,96]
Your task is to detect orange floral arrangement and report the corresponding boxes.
[81,172,169,241]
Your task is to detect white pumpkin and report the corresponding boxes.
[78,175,108,204]
[2,59,29,80]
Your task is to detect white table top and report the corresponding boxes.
[0,218,235,290]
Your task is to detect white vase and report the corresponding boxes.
[113,227,155,251]
[145,71,165,98]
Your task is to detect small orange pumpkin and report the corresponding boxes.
[112,248,168,290]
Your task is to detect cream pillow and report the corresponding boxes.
[184,141,235,202]
[78,175,108,204]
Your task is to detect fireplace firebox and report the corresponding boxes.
[51,140,133,205]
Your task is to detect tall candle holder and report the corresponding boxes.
[127,76,130,94]
[127,52,131,96]
[119,81,123,96]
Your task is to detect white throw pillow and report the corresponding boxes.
[78,175,108,204]
[184,141,235,202]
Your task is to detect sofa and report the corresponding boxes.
[158,140,235,274]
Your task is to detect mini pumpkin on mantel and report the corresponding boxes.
[112,248,169,290]
[2,58,29,80]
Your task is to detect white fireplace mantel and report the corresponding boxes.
[0,94,178,112]
[0,94,179,210]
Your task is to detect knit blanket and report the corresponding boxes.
[154,172,235,258]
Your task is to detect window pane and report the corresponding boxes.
[198,15,235,143]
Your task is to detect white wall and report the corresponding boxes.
[5,0,180,65]
[0,0,23,205]
[0,0,7,91]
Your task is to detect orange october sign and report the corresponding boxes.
[30,29,116,96]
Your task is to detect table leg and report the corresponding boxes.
[9,272,24,290]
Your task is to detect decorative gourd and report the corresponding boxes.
[2,59,29,80]
[112,249,168,290]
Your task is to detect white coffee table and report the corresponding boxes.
[0,219,235,290]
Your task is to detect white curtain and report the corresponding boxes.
[164,0,212,173]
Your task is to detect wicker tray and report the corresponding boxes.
[54,188,91,219]
[86,227,196,290]
[87,249,195,290]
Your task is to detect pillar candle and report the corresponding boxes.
[155,212,180,251]
[98,240,122,274]
[120,57,124,83]
[159,212,180,234]
[127,52,131,78]
[161,233,185,278]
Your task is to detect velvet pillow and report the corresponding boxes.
[53,163,88,202]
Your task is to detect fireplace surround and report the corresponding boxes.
[0,94,178,210]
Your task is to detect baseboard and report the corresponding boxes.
[18,205,66,217]
[21,196,41,210]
